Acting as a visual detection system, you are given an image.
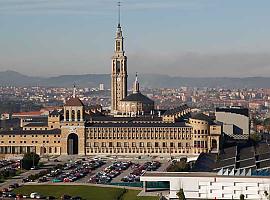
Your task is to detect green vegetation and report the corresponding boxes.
[167,158,190,172]
[122,189,158,200]
[249,133,262,145]
[22,152,40,170]
[0,168,24,182]
[176,188,186,200]
[14,185,158,200]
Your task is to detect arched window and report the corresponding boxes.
[77,110,81,121]
[49,147,52,154]
[71,110,75,121]
[66,110,69,121]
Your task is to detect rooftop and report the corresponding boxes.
[65,97,84,107]
[141,171,270,179]
[121,92,154,104]
[87,122,190,128]
[0,129,61,135]
[163,104,189,116]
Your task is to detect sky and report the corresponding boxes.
[0,0,270,77]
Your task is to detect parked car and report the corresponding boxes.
[30,192,39,199]
[61,194,71,200]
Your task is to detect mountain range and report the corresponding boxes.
[1,70,270,89]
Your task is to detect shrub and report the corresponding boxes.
[22,152,40,170]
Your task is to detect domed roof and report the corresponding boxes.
[65,97,84,107]
[121,92,154,104]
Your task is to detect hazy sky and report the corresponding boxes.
[0,0,270,77]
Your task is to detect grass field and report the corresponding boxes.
[14,185,158,200]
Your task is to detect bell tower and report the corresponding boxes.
[111,2,128,113]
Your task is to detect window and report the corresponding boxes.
[194,141,197,148]
[139,142,144,147]
[162,142,166,147]
[155,142,159,147]
[66,110,69,121]
[77,110,81,121]
[71,110,75,121]
[132,142,136,147]
[109,142,113,147]
[116,41,121,51]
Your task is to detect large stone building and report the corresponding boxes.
[0,13,221,157]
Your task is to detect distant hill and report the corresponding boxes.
[1,70,270,88]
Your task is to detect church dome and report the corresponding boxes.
[65,97,84,107]
[121,92,154,104]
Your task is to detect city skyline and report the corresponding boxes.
[0,0,270,77]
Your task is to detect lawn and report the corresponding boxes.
[14,185,159,200]
[122,190,158,200]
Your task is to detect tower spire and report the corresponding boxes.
[73,83,76,98]
[117,1,121,28]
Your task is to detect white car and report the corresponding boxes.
[30,192,39,199]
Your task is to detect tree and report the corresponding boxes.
[240,194,245,200]
[22,152,40,170]
[176,188,186,200]
[249,133,261,145]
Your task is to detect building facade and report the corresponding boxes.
[0,14,221,157]
[0,101,221,156]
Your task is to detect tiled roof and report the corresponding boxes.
[121,92,154,104]
[65,97,84,106]
[12,111,44,117]
[87,122,190,128]
[190,113,215,124]
[0,129,61,135]
[49,110,61,116]
[24,122,48,127]
[163,104,189,116]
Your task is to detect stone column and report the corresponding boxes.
[64,109,66,121]
[75,108,78,122]
[69,109,72,122]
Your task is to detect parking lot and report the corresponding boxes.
[0,155,172,199]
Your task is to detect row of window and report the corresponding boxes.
[89,128,192,132]
[3,135,60,138]
[65,110,82,121]
[86,148,190,154]
[86,142,192,148]
[194,141,208,148]
[194,129,208,134]
[87,132,192,140]
[3,140,61,144]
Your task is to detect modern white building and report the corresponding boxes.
[140,171,270,200]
